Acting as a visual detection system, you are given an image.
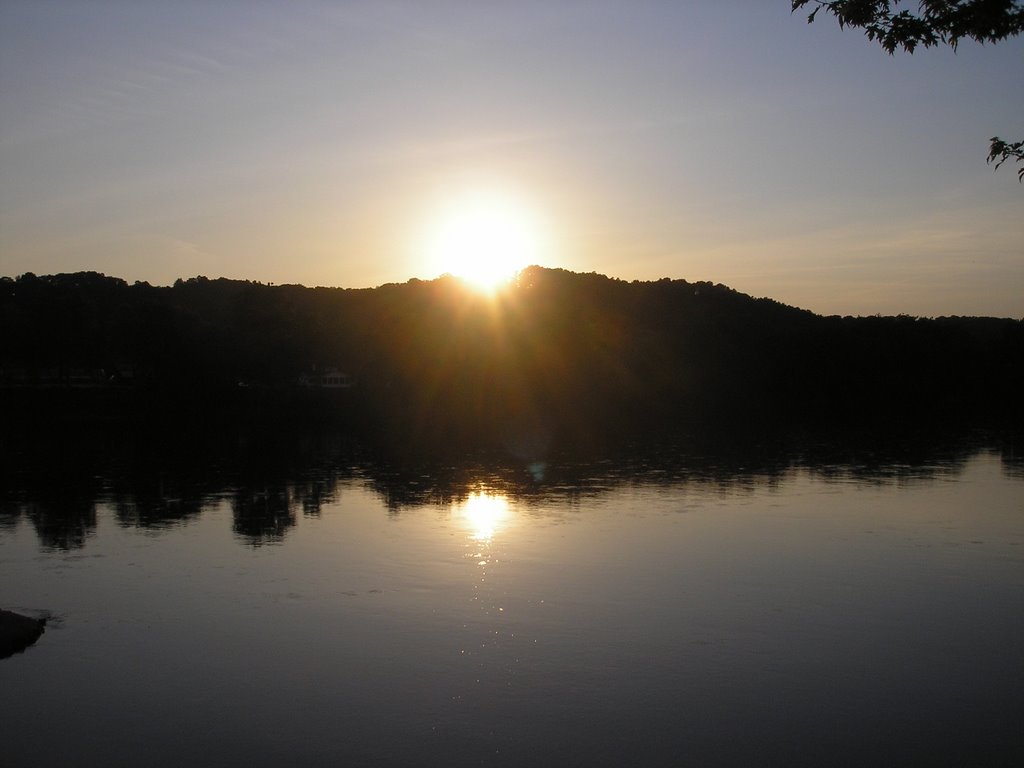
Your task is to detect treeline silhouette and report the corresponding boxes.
[2,267,1022,450]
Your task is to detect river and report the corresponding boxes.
[1,435,1022,766]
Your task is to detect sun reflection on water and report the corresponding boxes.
[455,490,511,541]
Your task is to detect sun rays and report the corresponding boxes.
[420,186,549,294]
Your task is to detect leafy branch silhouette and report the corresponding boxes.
[793,1,1023,181]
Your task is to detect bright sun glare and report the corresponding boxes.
[423,188,547,293]
[457,491,511,541]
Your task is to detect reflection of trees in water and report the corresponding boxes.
[366,463,519,513]
[0,449,104,550]
[114,495,206,529]
[0,502,20,534]
[1000,443,1024,481]
[112,474,208,530]
[227,460,350,544]
[230,483,297,546]
[25,498,98,551]
[2,427,1019,550]
[795,438,979,486]
[355,435,992,512]
[291,475,338,518]
[0,480,100,551]
[0,429,363,549]
[228,471,345,544]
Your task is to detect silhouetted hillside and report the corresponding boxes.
[2,268,1022,449]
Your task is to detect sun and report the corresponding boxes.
[422,188,547,293]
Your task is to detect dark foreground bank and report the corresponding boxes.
[0,609,45,659]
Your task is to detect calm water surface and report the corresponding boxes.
[1,442,1022,767]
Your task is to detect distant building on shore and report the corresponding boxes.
[298,366,355,389]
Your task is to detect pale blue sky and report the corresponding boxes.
[2,1,1022,316]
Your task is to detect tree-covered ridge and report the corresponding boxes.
[2,268,1022,445]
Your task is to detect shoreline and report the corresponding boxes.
[0,609,46,659]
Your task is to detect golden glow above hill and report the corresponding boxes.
[420,186,549,294]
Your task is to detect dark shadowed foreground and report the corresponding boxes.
[0,609,45,659]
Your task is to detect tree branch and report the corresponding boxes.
[988,137,1024,182]
[794,2,1023,182]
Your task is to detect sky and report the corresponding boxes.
[1,1,1022,317]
